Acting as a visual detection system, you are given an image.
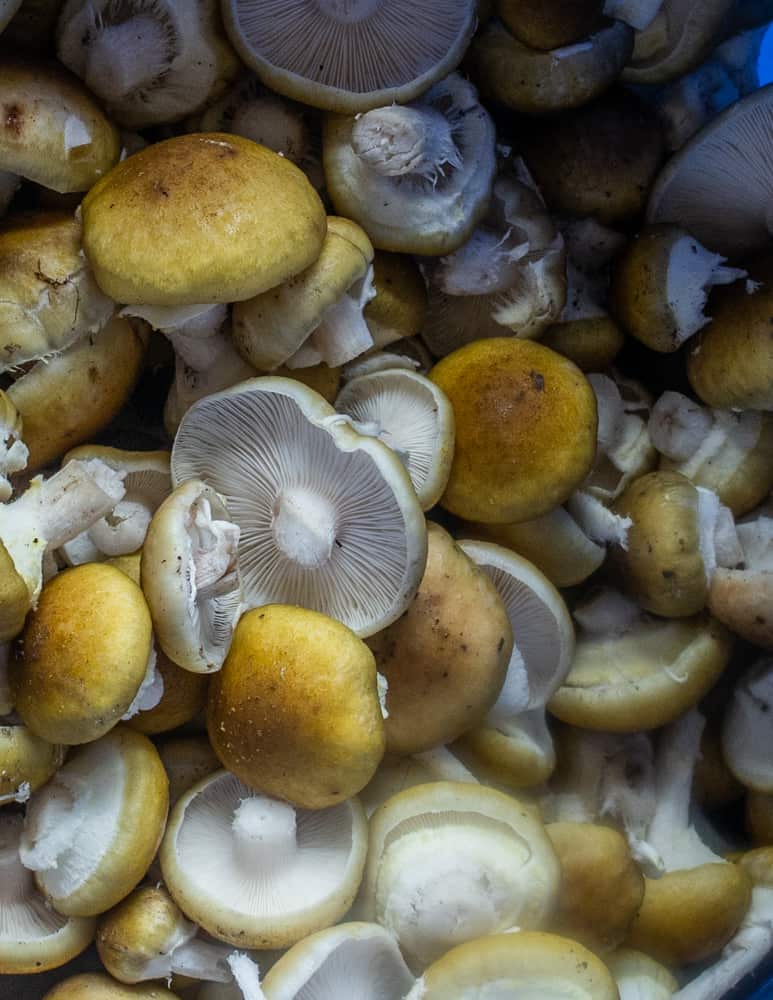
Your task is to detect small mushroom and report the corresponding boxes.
[360,781,560,967]
[171,377,427,637]
[220,0,477,113]
[19,725,169,917]
[404,932,618,998]
[0,813,95,973]
[429,337,598,523]
[323,73,496,255]
[57,0,241,128]
[0,721,64,805]
[610,224,746,352]
[261,922,415,999]
[467,18,634,115]
[709,509,773,647]
[366,522,512,755]
[160,769,367,948]
[141,479,241,675]
[0,58,120,192]
[208,604,385,809]
[82,133,327,307]
[334,369,455,509]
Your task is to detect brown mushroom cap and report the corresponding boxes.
[12,563,153,745]
[207,604,386,809]
[367,522,512,754]
[496,0,604,50]
[541,316,625,372]
[82,133,327,306]
[430,337,598,524]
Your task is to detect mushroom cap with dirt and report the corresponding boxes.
[323,73,496,256]
[0,58,120,193]
[19,725,169,917]
[82,133,327,307]
[366,522,511,755]
[429,337,598,524]
[207,604,386,809]
[160,769,368,949]
[220,0,478,113]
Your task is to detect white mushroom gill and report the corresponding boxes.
[121,646,164,721]
[0,814,70,940]
[649,391,717,461]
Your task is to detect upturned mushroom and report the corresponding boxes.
[160,769,367,949]
[323,74,496,255]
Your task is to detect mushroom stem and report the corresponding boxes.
[170,938,234,983]
[648,392,714,461]
[351,105,462,183]
[271,488,337,568]
[231,796,298,869]
[88,497,154,557]
[231,97,308,162]
[227,952,267,1000]
[84,16,171,104]
[31,459,126,550]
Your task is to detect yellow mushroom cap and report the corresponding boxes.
[12,563,153,745]
[0,722,64,803]
[364,251,428,349]
[207,604,386,809]
[82,133,327,306]
[430,337,598,523]
[41,973,181,1000]
[0,59,120,193]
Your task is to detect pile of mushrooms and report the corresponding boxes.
[3,1,773,998]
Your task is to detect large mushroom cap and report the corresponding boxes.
[647,84,773,256]
[171,376,427,637]
[82,133,327,306]
[220,0,477,113]
[160,769,368,949]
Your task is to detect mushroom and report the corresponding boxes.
[709,508,773,647]
[403,932,618,998]
[160,769,367,949]
[0,390,28,502]
[260,922,415,999]
[334,369,455,510]
[647,84,773,255]
[208,604,385,809]
[363,252,427,351]
[12,563,153,745]
[495,0,605,50]
[6,314,148,473]
[452,539,575,789]
[141,479,241,675]
[429,337,598,524]
[606,949,679,1000]
[0,58,120,192]
[520,89,665,224]
[81,133,327,307]
[623,0,736,85]
[57,0,240,128]
[41,974,182,1000]
[546,821,644,952]
[611,471,742,617]
[232,217,377,371]
[650,392,773,516]
[359,747,478,817]
[418,166,567,356]
[548,588,732,732]
[360,781,560,968]
[0,813,95,973]
[58,446,171,566]
[722,658,773,794]
[610,224,746,352]
[0,721,64,805]
[323,73,496,255]
[0,212,114,373]
[219,0,478,113]
[366,522,512,755]
[467,18,634,115]
[19,725,169,917]
[125,649,209,737]
[170,377,427,637]
[686,266,773,410]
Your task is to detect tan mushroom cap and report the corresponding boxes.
[82,133,327,306]
[42,973,181,1000]
[367,522,511,755]
[232,216,374,371]
[625,863,752,966]
[467,18,633,115]
[496,0,604,50]
[12,563,153,745]
[541,316,625,372]
[157,737,220,810]
[125,651,208,736]
[547,822,644,952]
[409,932,618,998]
[430,337,598,524]
[0,540,33,641]
[0,59,120,192]
[208,604,385,809]
[0,723,64,802]
[548,612,732,732]
[364,252,427,349]
[7,315,147,473]
[0,212,113,372]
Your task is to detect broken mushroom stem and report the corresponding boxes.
[29,459,126,551]
[83,13,172,105]
[351,104,461,184]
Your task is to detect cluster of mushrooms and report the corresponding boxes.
[2,0,773,998]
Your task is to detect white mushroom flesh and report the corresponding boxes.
[0,814,71,943]
[665,235,746,345]
[121,646,164,721]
